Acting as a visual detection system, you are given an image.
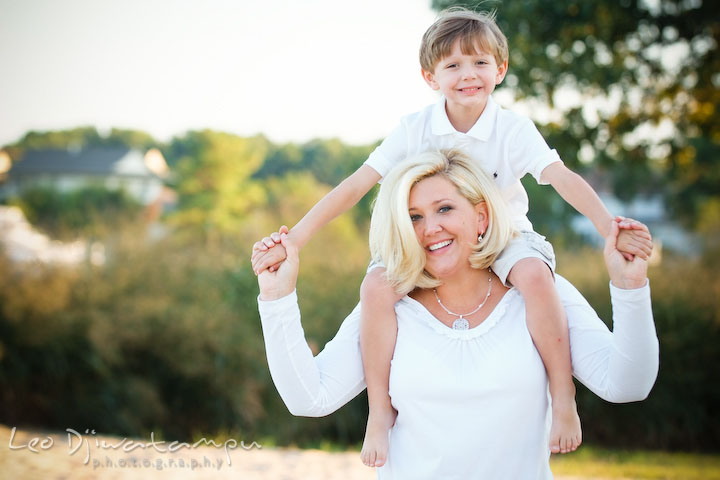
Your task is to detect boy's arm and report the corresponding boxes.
[252,165,381,273]
[541,162,614,238]
[288,164,381,249]
[540,162,653,260]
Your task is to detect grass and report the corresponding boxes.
[334,442,720,479]
[549,446,720,479]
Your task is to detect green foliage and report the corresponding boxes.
[254,138,377,226]
[558,251,720,452]
[104,128,158,151]
[3,127,103,161]
[0,213,369,444]
[2,127,160,162]
[161,131,270,245]
[255,138,373,186]
[0,237,268,438]
[522,175,586,248]
[550,446,720,479]
[10,186,142,240]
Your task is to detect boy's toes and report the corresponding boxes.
[549,440,560,454]
[361,449,375,467]
[572,434,582,452]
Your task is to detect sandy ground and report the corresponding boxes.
[0,424,373,480]
[1,425,592,480]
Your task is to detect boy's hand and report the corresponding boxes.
[252,245,288,275]
[251,226,289,275]
[252,225,289,253]
[614,216,653,262]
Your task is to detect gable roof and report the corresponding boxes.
[8,147,159,178]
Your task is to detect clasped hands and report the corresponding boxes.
[256,227,299,301]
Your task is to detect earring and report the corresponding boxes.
[478,232,484,242]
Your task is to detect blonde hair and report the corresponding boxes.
[369,149,515,294]
[419,7,509,72]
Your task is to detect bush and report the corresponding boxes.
[558,249,720,452]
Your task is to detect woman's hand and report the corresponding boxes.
[257,233,300,301]
[603,219,649,290]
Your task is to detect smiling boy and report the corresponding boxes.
[252,7,652,468]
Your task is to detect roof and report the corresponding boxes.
[8,147,159,178]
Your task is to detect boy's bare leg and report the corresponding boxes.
[359,267,402,467]
[508,258,582,454]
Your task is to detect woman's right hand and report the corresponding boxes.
[258,233,300,301]
[603,219,650,290]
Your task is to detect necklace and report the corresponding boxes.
[433,269,493,330]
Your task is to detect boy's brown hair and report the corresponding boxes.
[419,7,509,72]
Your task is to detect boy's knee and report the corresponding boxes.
[509,258,553,290]
[361,268,395,303]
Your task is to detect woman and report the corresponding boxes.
[256,150,659,479]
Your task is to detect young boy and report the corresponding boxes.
[252,8,652,468]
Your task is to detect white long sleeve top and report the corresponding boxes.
[257,276,659,480]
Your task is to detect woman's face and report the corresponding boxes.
[408,175,487,279]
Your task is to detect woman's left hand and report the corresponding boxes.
[603,220,649,290]
[258,233,300,301]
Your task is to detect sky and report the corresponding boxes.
[0,0,442,147]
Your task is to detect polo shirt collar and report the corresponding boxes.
[431,95,498,142]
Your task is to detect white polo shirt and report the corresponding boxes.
[364,95,562,231]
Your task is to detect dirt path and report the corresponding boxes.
[1,425,590,480]
[0,424,369,480]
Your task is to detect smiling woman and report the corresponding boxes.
[256,149,659,479]
[368,149,513,295]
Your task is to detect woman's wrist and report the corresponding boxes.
[609,276,648,290]
[259,286,296,302]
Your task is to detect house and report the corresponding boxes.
[0,146,177,264]
[0,146,170,206]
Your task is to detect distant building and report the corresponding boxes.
[0,146,170,206]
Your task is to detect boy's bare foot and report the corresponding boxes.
[549,397,582,454]
[360,408,396,467]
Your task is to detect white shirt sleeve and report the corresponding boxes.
[507,117,563,184]
[364,121,409,179]
[257,290,365,417]
[557,277,660,402]
[257,275,659,416]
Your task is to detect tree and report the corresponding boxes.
[2,127,103,162]
[10,186,142,241]
[2,127,160,161]
[432,0,719,225]
[162,131,269,247]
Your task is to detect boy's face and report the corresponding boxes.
[422,39,507,114]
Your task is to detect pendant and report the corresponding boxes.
[452,317,469,330]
